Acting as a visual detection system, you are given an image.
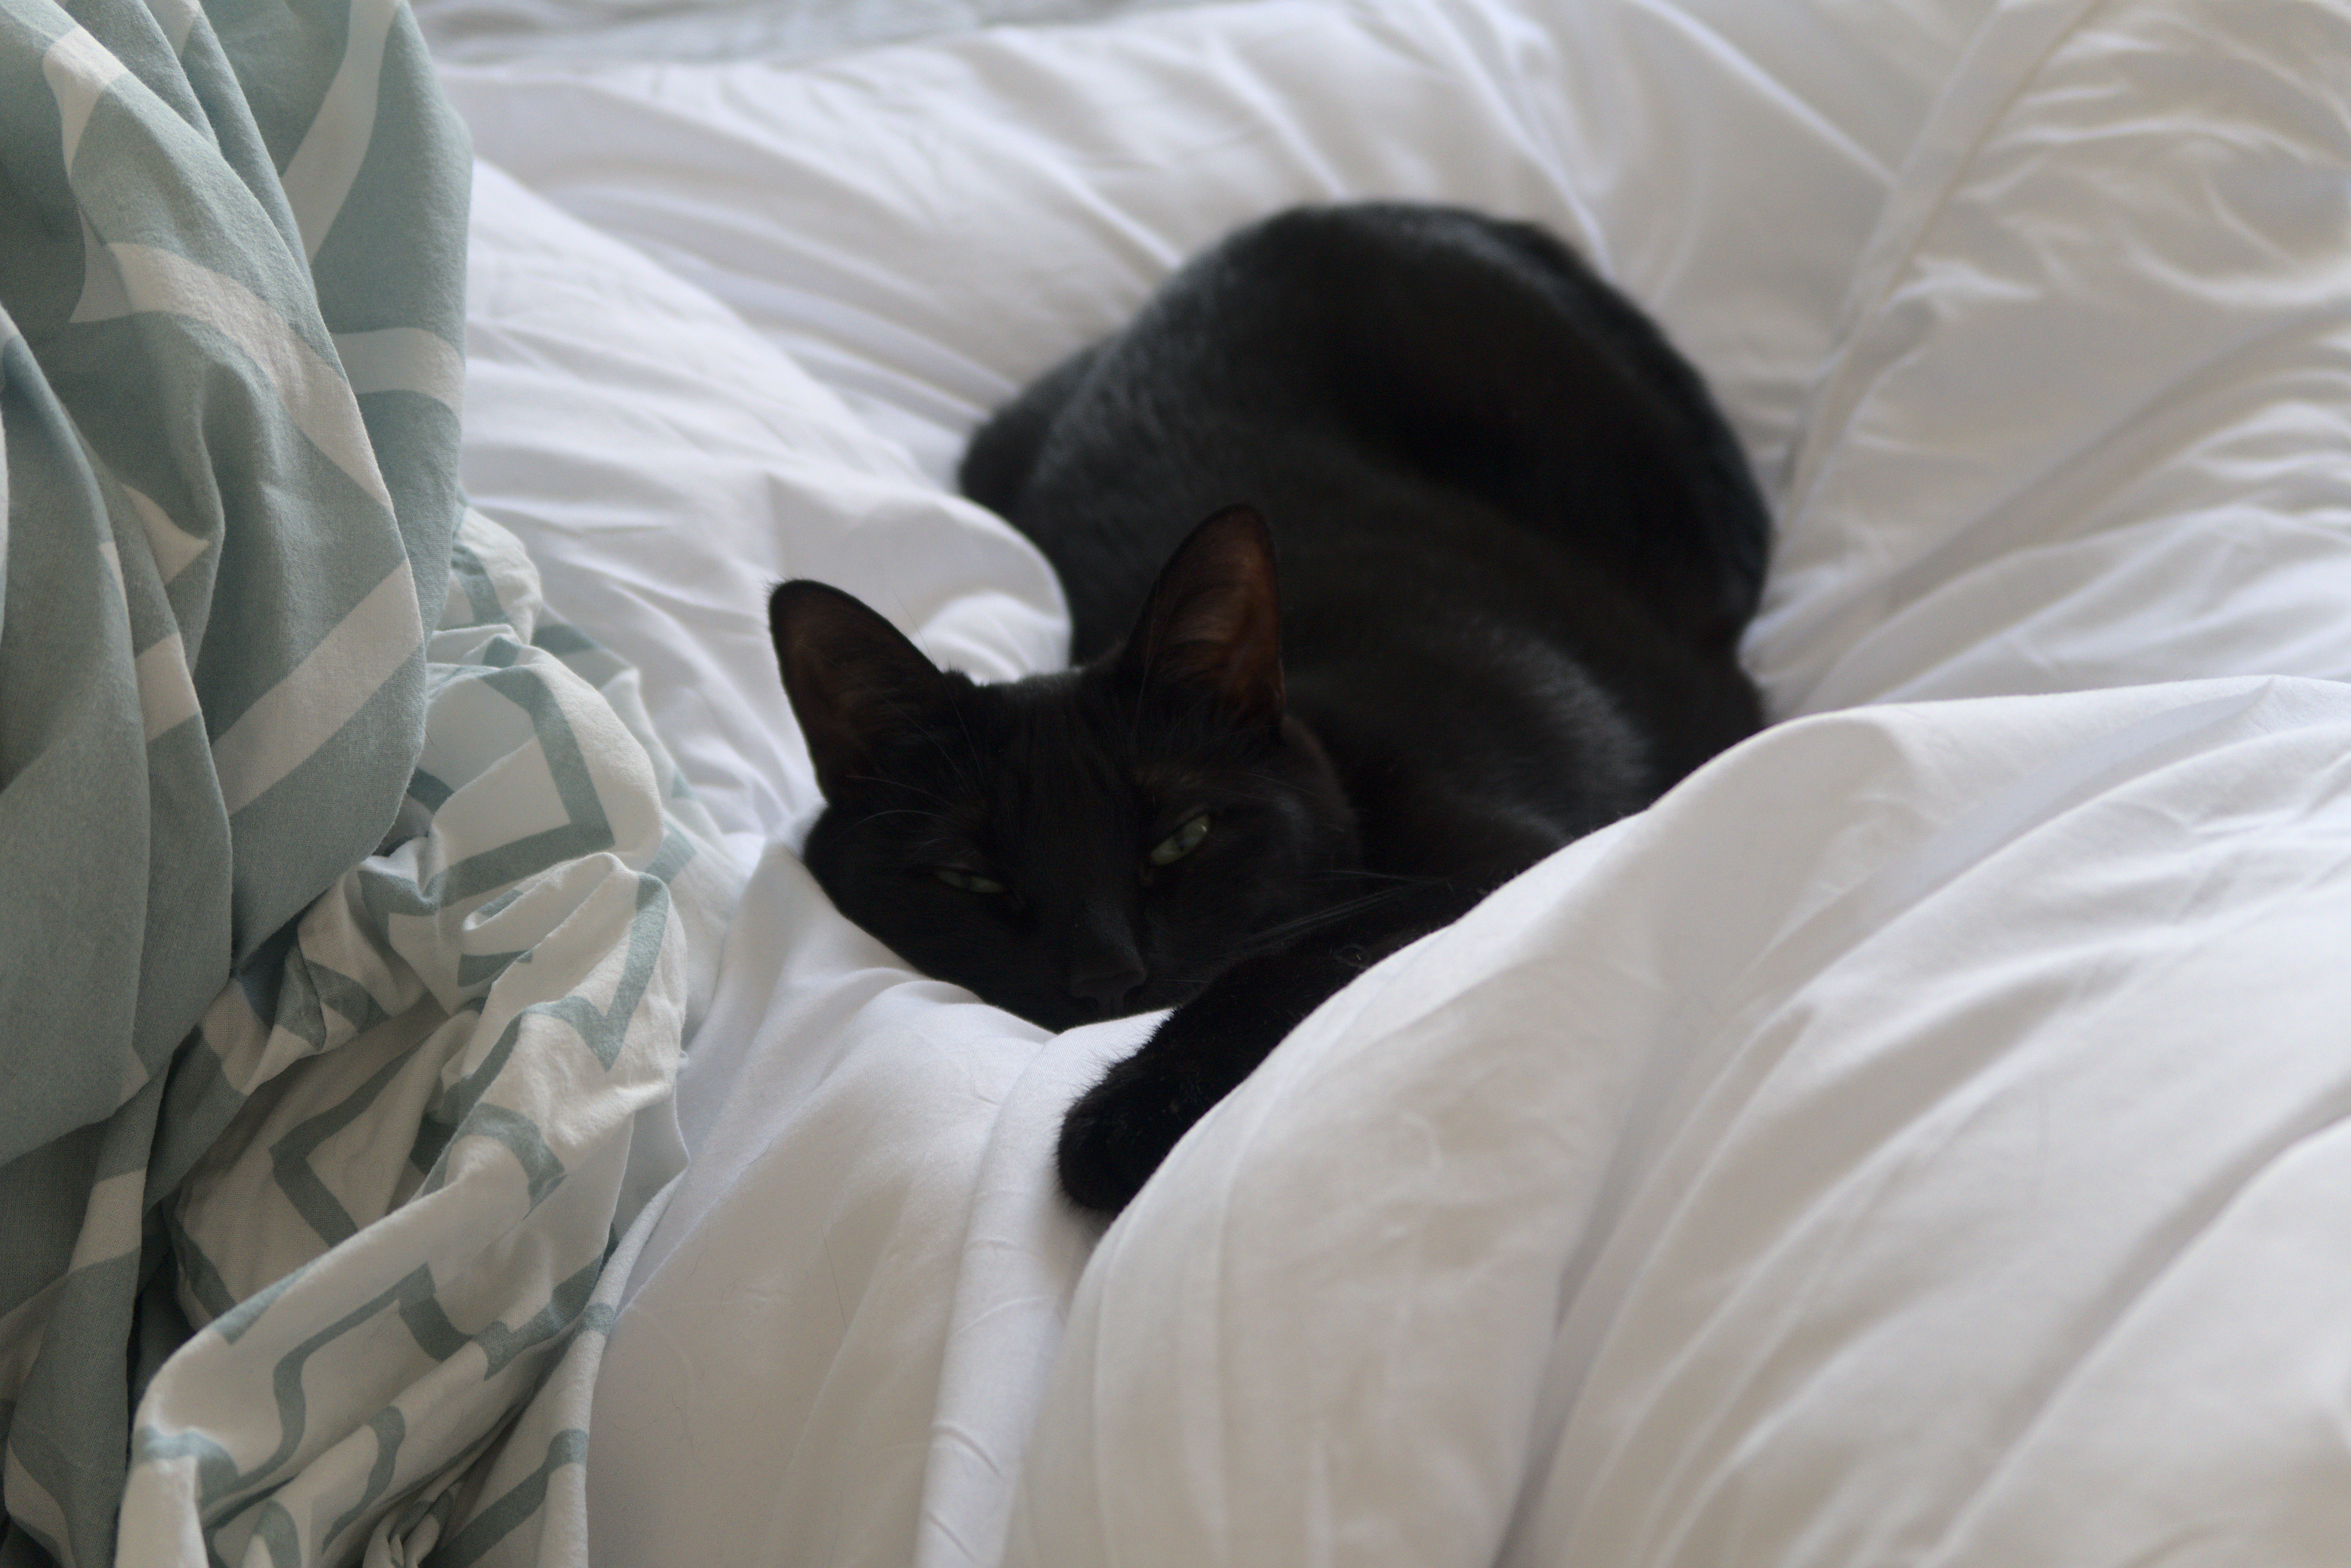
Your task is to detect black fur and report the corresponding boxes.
[770,203,1768,1213]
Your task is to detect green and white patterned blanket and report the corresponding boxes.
[0,0,736,1562]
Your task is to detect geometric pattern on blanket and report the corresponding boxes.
[0,0,735,1560]
[116,513,731,1568]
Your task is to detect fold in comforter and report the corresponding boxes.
[0,2,730,1563]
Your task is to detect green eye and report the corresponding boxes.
[933,866,1005,894]
[1147,814,1211,866]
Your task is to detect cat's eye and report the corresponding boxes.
[1146,814,1211,866]
[933,866,1005,894]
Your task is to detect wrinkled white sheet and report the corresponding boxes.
[442,0,2351,1562]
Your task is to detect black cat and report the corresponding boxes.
[769,203,1768,1213]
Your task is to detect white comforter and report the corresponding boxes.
[437,0,2351,1562]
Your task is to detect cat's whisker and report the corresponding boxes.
[944,704,992,807]
[839,770,961,815]
[885,779,959,812]
[1232,886,1423,953]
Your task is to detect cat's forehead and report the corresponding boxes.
[960,669,1226,811]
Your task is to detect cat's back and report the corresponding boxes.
[961,202,1767,668]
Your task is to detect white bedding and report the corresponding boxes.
[439,0,2351,1562]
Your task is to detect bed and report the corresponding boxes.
[5,0,2349,1562]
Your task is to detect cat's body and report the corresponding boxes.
[770,203,1768,1213]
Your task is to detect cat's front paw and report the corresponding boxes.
[1058,945,1354,1213]
[1056,1043,1229,1214]
[1056,972,1306,1213]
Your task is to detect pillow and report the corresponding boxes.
[440,0,1995,500]
[1747,0,2351,713]
[446,0,2351,731]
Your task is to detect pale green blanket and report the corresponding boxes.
[0,0,731,1562]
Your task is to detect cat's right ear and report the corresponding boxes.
[1117,505,1284,729]
[770,581,950,801]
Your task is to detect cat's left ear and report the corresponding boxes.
[770,580,953,800]
[1117,505,1284,727]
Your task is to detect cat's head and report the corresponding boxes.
[770,507,1358,1031]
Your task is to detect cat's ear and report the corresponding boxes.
[1118,506,1284,727]
[770,581,951,800]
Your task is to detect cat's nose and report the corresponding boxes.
[1068,961,1147,1015]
